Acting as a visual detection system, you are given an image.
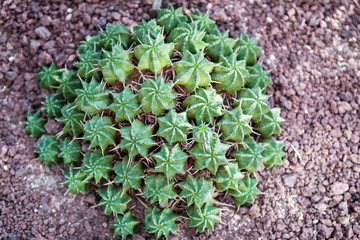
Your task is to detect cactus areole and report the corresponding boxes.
[25,5,286,239]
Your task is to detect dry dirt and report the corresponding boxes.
[0,0,359,239]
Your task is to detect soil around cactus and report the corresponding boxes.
[1,0,360,239]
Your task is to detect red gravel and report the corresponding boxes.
[0,0,359,239]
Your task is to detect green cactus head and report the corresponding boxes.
[157,4,187,33]
[24,111,46,139]
[109,87,142,122]
[145,207,179,239]
[254,108,285,138]
[99,23,132,50]
[36,135,60,166]
[261,137,286,169]
[204,29,236,62]
[43,93,65,119]
[187,203,221,232]
[37,63,64,89]
[190,10,215,33]
[234,33,261,66]
[56,69,82,101]
[133,19,162,44]
[58,103,85,137]
[138,76,177,115]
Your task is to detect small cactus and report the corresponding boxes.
[143,175,177,207]
[157,5,187,33]
[145,207,179,239]
[37,63,64,89]
[187,203,221,232]
[156,111,192,144]
[36,135,60,166]
[98,185,131,215]
[113,211,139,239]
[81,150,113,183]
[24,111,46,139]
[178,175,213,208]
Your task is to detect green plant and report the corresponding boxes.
[145,207,179,239]
[24,111,46,138]
[26,5,286,239]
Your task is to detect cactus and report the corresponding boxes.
[134,34,174,74]
[36,135,60,166]
[184,87,223,124]
[37,63,63,89]
[173,50,214,92]
[118,119,156,158]
[156,111,192,144]
[63,165,90,194]
[157,5,187,33]
[114,156,144,190]
[153,144,188,179]
[143,175,177,207]
[231,136,264,172]
[24,111,46,139]
[261,137,286,169]
[138,76,177,115]
[56,70,82,101]
[43,93,65,118]
[81,150,113,183]
[187,203,221,232]
[190,138,230,174]
[204,29,235,62]
[58,103,85,137]
[234,33,261,66]
[58,138,82,164]
[145,207,179,239]
[98,44,134,84]
[178,175,213,208]
[113,211,139,239]
[98,185,131,215]
[109,87,142,122]
[211,54,248,93]
[27,6,287,239]
[168,22,208,53]
[75,78,110,115]
[216,107,252,143]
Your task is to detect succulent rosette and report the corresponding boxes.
[25,5,286,239]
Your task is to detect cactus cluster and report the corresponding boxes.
[24,5,286,239]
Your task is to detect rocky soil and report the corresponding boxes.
[0,0,359,239]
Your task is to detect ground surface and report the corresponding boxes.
[0,0,359,239]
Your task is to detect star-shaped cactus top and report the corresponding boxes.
[78,35,101,55]
[37,63,63,89]
[118,119,156,158]
[145,207,179,240]
[58,103,85,137]
[36,135,60,166]
[235,86,270,122]
[99,23,132,50]
[183,87,223,124]
[173,50,214,93]
[216,107,252,143]
[138,76,177,115]
[109,87,142,122]
[156,111,192,144]
[113,211,140,239]
[246,63,272,90]
[178,175,213,208]
[58,138,82,164]
[81,150,113,183]
[143,174,177,207]
[204,29,236,62]
[168,22,207,54]
[153,144,188,179]
[75,78,110,115]
[211,54,248,94]
[213,163,244,192]
[98,44,134,84]
[114,156,144,190]
[133,19,162,44]
[229,173,261,206]
[43,93,65,119]
[56,70,82,101]
[187,203,221,232]
[261,137,286,169]
[83,116,116,152]
[190,10,215,34]
[231,136,264,172]
[24,111,46,139]
[157,5,187,33]
[254,108,284,138]
[98,185,131,215]
[192,124,215,144]
[190,138,230,174]
[134,34,174,74]
[75,51,102,80]
[234,33,261,66]
[63,165,90,194]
